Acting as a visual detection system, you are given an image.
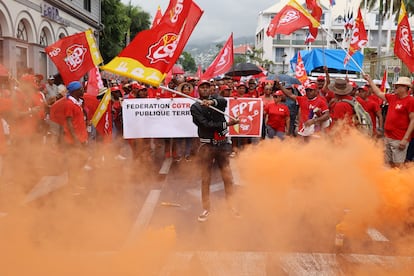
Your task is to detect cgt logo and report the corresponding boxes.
[147,33,179,64]
[64,44,87,72]
[169,0,184,23]
[399,26,414,57]
[279,10,300,26]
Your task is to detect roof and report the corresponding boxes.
[234,44,253,55]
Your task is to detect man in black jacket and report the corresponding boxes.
[190,80,239,222]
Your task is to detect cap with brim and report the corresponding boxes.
[305,82,318,90]
[97,87,108,97]
[328,79,353,95]
[198,80,211,87]
[48,75,55,80]
[219,85,231,91]
[358,86,369,92]
[177,82,194,93]
[67,81,82,93]
[395,77,412,87]
[273,90,284,96]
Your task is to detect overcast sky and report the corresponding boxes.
[128,0,351,43]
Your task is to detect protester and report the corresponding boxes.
[277,81,330,139]
[356,85,383,137]
[264,90,290,140]
[365,75,414,167]
[190,80,240,222]
[329,79,355,126]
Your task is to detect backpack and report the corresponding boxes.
[340,98,373,136]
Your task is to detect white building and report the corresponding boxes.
[255,0,414,76]
[0,0,101,78]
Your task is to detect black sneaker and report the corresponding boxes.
[197,210,210,222]
[185,155,192,162]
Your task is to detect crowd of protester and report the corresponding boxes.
[1,65,414,188]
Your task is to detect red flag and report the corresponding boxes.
[305,0,322,44]
[295,52,308,84]
[45,30,102,85]
[101,0,203,87]
[196,64,202,79]
[151,5,163,28]
[91,88,112,142]
[394,1,414,72]
[201,33,234,80]
[266,0,320,37]
[380,70,387,93]
[86,66,104,96]
[344,9,367,65]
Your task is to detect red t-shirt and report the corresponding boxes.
[296,96,329,129]
[384,94,414,140]
[319,89,335,106]
[63,98,88,144]
[50,97,67,126]
[357,96,380,132]
[330,95,354,124]
[82,93,99,121]
[264,102,290,132]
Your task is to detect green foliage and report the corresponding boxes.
[100,0,150,64]
[234,55,247,64]
[363,0,414,19]
[180,52,197,72]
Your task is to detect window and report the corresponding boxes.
[17,20,28,41]
[16,46,28,73]
[59,33,66,39]
[375,14,380,25]
[320,13,325,25]
[334,15,343,24]
[275,48,285,62]
[40,28,48,46]
[84,0,91,12]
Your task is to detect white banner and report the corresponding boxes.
[122,98,263,139]
[123,98,198,138]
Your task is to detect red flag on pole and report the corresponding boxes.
[201,33,234,80]
[151,5,163,28]
[196,64,202,79]
[45,30,103,85]
[305,0,322,44]
[101,0,203,87]
[344,9,367,65]
[266,0,320,37]
[295,52,308,84]
[394,1,414,72]
[380,70,387,93]
[86,66,104,96]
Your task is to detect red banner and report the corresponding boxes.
[151,5,163,28]
[305,0,322,44]
[101,0,203,87]
[86,66,104,96]
[266,0,320,37]
[228,98,262,137]
[45,30,102,85]
[295,52,308,84]
[344,9,367,65]
[201,33,234,80]
[394,1,414,72]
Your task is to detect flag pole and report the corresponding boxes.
[320,27,366,75]
[159,85,238,120]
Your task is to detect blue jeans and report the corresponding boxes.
[266,125,285,140]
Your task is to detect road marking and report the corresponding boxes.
[22,172,68,204]
[366,228,390,242]
[160,251,414,276]
[124,189,161,247]
[159,158,173,175]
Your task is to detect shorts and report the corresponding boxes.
[384,136,408,165]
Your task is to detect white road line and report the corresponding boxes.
[159,158,173,175]
[123,189,161,247]
[22,172,68,204]
[366,228,390,242]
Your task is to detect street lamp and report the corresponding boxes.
[282,53,287,74]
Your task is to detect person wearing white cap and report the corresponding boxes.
[45,75,58,102]
[365,74,414,167]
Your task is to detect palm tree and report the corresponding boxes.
[363,0,414,18]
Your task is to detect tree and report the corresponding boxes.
[363,0,414,18]
[180,52,197,72]
[100,0,151,63]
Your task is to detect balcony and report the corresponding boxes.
[273,38,290,45]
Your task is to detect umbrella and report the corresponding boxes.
[172,64,184,75]
[226,63,263,77]
[267,74,301,85]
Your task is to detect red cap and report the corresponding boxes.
[317,76,325,81]
[273,90,284,96]
[219,85,231,91]
[198,80,211,87]
[111,86,121,92]
[20,74,38,88]
[349,81,358,88]
[358,85,369,92]
[305,82,318,90]
[236,82,248,88]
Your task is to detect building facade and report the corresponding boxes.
[0,0,101,78]
[255,1,414,78]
